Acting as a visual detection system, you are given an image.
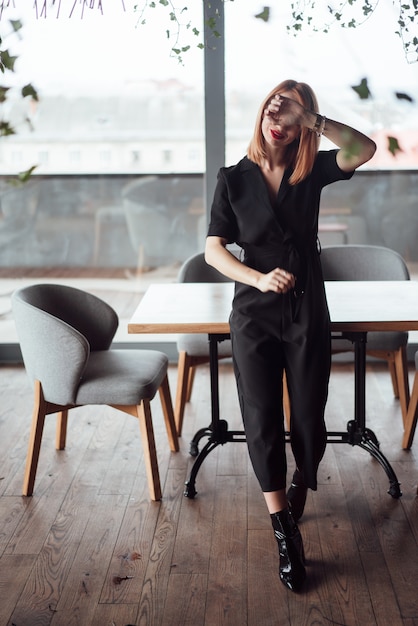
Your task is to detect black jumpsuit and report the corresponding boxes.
[207,151,354,492]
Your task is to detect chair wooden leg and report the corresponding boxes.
[186,366,196,402]
[402,373,418,450]
[23,380,47,496]
[368,347,410,428]
[387,358,399,398]
[136,399,162,501]
[158,374,179,452]
[55,409,69,450]
[394,346,410,428]
[174,351,193,436]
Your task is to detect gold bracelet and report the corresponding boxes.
[312,113,326,137]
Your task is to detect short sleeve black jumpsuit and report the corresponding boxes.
[207,150,354,492]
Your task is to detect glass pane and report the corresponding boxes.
[0,3,205,275]
[224,3,418,272]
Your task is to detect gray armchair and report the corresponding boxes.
[321,244,411,425]
[12,283,179,501]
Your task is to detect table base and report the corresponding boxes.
[184,333,403,500]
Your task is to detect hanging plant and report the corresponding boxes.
[0,17,38,183]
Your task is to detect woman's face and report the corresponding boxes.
[261,90,302,151]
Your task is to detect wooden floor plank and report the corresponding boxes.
[0,554,37,626]
[247,529,290,625]
[50,494,128,626]
[205,474,247,626]
[359,460,418,620]
[98,479,160,605]
[161,573,208,625]
[7,492,98,625]
[5,493,67,556]
[359,550,404,625]
[1,350,417,625]
[90,603,139,626]
[0,496,28,556]
[136,468,185,626]
[312,483,378,626]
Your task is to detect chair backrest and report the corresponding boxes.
[321,245,410,281]
[12,284,119,405]
[177,252,232,283]
[124,202,171,260]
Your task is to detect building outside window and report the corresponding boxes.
[0,1,416,277]
[69,150,81,165]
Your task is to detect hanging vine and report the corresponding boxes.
[0,17,38,182]
[0,0,415,161]
[288,0,418,63]
[0,1,416,63]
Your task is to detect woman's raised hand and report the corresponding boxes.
[264,94,308,128]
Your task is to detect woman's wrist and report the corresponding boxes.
[305,110,326,136]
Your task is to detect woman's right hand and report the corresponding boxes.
[256,267,296,294]
[205,237,296,294]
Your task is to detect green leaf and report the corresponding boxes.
[21,83,39,101]
[255,7,270,22]
[207,17,217,30]
[0,49,18,72]
[0,121,16,137]
[352,78,372,99]
[395,91,414,102]
[387,136,403,156]
[7,165,38,186]
[0,85,10,103]
[10,19,23,34]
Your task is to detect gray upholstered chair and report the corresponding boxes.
[12,283,179,501]
[175,252,233,435]
[321,244,411,425]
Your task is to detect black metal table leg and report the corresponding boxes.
[339,331,402,498]
[184,330,402,499]
[184,333,243,498]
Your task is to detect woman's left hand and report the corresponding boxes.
[264,95,307,127]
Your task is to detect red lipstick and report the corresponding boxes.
[271,129,284,140]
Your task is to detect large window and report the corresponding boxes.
[0,3,418,273]
[223,3,418,264]
[0,3,205,273]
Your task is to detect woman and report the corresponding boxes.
[205,79,376,592]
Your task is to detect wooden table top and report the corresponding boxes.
[128,281,418,335]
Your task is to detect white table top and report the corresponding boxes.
[128,281,418,335]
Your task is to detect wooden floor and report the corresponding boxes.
[0,355,417,625]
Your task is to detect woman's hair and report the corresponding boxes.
[247,79,320,185]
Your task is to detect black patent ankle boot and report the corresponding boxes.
[270,508,306,592]
[286,469,308,523]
